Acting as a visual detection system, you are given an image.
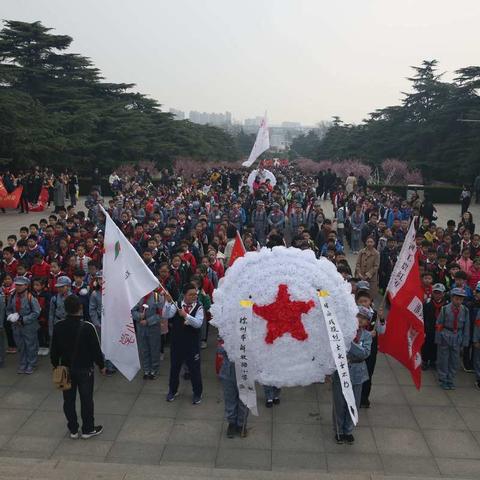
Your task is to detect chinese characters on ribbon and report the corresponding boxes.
[236,301,258,415]
[318,290,358,425]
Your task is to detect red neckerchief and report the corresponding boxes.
[431,298,444,319]
[450,304,461,332]
[354,327,364,343]
[15,292,23,312]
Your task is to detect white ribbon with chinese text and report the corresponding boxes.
[318,291,358,425]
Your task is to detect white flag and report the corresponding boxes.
[100,206,159,380]
[242,114,270,168]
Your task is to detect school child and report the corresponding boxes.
[435,288,470,389]
[332,306,372,444]
[163,283,204,405]
[356,291,385,408]
[31,277,51,356]
[2,274,16,354]
[218,343,248,438]
[71,269,90,320]
[48,276,71,336]
[132,288,165,379]
[422,283,447,370]
[6,277,41,374]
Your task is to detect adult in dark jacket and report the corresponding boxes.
[50,295,106,439]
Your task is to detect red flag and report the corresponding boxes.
[378,218,424,389]
[0,180,23,209]
[228,231,246,267]
[29,187,49,212]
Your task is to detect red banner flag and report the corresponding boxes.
[378,218,424,389]
[0,179,23,209]
[29,187,49,212]
[228,231,246,267]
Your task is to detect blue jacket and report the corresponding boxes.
[6,292,41,326]
[347,329,372,385]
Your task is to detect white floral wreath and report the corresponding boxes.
[211,246,358,386]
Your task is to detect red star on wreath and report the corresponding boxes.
[253,284,315,344]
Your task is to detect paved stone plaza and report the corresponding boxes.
[1,200,480,478]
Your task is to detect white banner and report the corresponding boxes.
[235,300,258,415]
[242,114,270,168]
[318,290,358,425]
[387,218,417,299]
[100,206,159,381]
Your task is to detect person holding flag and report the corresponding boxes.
[332,306,372,445]
[378,217,425,389]
[100,205,159,381]
[163,283,204,405]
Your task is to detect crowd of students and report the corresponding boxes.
[0,164,479,444]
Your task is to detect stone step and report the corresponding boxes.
[0,457,469,480]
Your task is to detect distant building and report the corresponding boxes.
[188,111,232,126]
[244,116,264,127]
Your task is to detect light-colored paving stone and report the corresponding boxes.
[1,200,480,477]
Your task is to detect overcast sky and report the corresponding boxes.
[3,0,480,125]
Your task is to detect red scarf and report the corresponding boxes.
[451,304,460,333]
[432,299,444,319]
[15,292,22,312]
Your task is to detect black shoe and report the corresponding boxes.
[226,423,236,438]
[475,381,480,390]
[237,425,248,438]
[81,425,103,439]
[166,391,178,402]
[105,369,116,377]
[148,373,156,380]
[265,399,273,408]
[192,395,202,405]
[344,434,355,444]
[335,434,344,444]
[360,400,370,408]
[273,397,280,405]
[143,373,149,380]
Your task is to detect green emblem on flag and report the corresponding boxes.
[114,240,121,260]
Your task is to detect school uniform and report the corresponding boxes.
[267,210,285,233]
[361,309,385,406]
[88,290,102,329]
[132,291,165,376]
[6,291,41,373]
[435,302,470,388]
[332,328,372,436]
[422,298,445,368]
[252,209,268,245]
[49,291,70,336]
[33,289,51,350]
[163,300,203,399]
